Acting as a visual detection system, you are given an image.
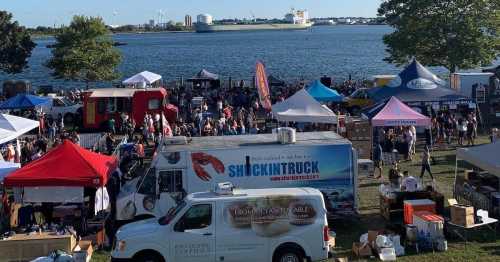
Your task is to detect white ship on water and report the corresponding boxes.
[194,10,313,33]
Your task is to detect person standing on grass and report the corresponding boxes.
[373,143,383,179]
[410,125,417,155]
[135,138,145,167]
[420,146,434,182]
[457,118,466,146]
[466,118,475,146]
[404,127,413,161]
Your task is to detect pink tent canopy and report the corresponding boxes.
[372,96,431,127]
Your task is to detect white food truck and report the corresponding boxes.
[111,184,332,262]
[116,131,358,221]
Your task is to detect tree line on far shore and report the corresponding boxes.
[1,0,499,87]
[29,22,190,37]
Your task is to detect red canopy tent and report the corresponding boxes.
[4,140,118,188]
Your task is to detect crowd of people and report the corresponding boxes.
[433,111,479,146]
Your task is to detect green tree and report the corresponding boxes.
[46,16,122,87]
[379,0,500,72]
[0,11,36,74]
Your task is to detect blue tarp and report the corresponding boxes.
[0,161,20,181]
[368,60,468,103]
[306,80,344,102]
[0,94,50,109]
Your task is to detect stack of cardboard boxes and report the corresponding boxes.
[450,204,475,227]
[346,119,372,159]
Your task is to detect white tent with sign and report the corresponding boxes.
[123,71,162,87]
[0,114,39,145]
[456,142,500,177]
[272,89,337,123]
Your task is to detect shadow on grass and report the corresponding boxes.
[358,182,382,188]
[481,244,500,256]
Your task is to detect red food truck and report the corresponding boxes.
[82,88,177,130]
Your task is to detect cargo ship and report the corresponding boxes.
[194,10,312,33]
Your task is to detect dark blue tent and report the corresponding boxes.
[361,98,389,119]
[306,80,344,102]
[0,94,50,110]
[368,60,469,104]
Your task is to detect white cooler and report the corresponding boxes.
[413,211,444,240]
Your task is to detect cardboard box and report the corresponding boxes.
[450,205,474,227]
[464,170,475,180]
[346,120,372,141]
[351,140,372,159]
[367,230,379,247]
[358,159,374,177]
[73,240,94,262]
[352,242,373,257]
[0,233,76,262]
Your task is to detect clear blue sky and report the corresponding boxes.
[1,0,381,27]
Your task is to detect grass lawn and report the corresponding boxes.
[91,136,500,262]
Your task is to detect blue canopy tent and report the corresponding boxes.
[0,161,20,182]
[368,60,471,105]
[306,80,344,102]
[0,94,50,110]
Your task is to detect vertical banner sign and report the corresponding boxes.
[255,61,272,111]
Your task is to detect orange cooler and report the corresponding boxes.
[404,199,436,224]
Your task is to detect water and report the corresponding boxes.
[0,25,459,88]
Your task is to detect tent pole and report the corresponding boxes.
[454,156,458,198]
[429,125,434,152]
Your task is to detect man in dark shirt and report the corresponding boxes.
[373,143,383,179]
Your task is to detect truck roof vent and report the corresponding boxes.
[214,182,234,195]
[163,136,189,146]
[276,127,297,144]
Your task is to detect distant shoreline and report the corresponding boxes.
[30,24,387,39]
[31,30,196,39]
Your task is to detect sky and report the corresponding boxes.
[1,0,381,27]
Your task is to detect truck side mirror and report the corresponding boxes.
[174,220,185,232]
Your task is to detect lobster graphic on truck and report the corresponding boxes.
[116,132,358,221]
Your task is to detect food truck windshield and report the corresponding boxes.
[159,200,187,225]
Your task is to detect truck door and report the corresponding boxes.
[215,200,269,262]
[170,202,216,262]
[86,101,96,125]
[133,167,157,218]
[157,169,185,217]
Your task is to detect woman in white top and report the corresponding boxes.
[457,119,467,146]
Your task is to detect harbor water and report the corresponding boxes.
[0,25,463,88]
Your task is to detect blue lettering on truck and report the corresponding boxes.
[228,161,319,177]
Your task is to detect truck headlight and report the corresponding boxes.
[117,240,127,251]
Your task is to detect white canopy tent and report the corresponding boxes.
[89,88,137,98]
[122,71,162,87]
[272,89,337,123]
[456,142,500,177]
[0,114,39,145]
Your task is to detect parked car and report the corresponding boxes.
[345,88,374,114]
[41,95,83,124]
[111,184,332,262]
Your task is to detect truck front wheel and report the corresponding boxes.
[133,250,165,262]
